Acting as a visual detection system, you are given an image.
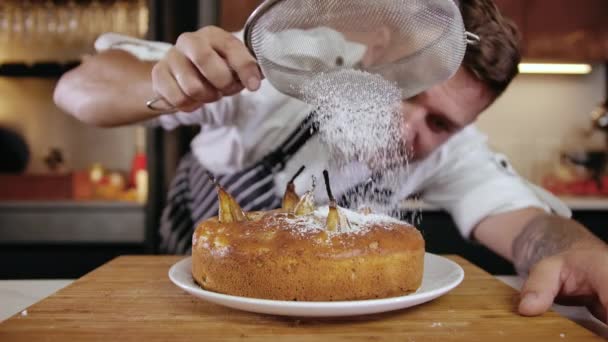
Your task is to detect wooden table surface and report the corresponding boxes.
[0,255,602,341]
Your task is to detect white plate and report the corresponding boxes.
[168,253,464,317]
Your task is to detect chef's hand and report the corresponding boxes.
[151,26,263,112]
[518,245,608,323]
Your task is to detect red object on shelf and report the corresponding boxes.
[583,180,600,196]
[602,176,608,195]
[542,175,608,197]
[0,174,72,200]
[129,152,147,187]
[72,171,94,200]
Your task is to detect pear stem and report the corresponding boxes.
[206,170,219,187]
[289,166,306,184]
[323,170,335,203]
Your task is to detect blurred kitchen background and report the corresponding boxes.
[0,0,606,277]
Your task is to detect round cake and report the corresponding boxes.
[191,169,425,301]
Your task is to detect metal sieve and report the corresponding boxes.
[243,0,479,101]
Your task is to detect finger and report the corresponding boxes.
[518,257,564,316]
[167,49,221,103]
[586,298,608,324]
[176,32,235,91]
[221,81,245,97]
[151,61,196,112]
[587,261,608,324]
[213,33,262,91]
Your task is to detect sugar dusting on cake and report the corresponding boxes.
[280,206,405,237]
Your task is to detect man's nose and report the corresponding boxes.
[401,103,426,143]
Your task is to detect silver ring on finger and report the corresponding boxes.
[146,96,176,112]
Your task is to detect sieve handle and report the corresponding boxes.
[465,32,480,45]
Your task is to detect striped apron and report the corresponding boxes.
[159,115,319,254]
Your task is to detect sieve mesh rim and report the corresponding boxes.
[243,0,480,60]
[243,0,284,58]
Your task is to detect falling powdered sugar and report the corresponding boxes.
[300,69,419,220]
[302,69,407,169]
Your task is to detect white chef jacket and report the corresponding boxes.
[95,32,570,239]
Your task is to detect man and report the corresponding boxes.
[54,0,607,322]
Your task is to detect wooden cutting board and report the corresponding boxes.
[0,255,602,341]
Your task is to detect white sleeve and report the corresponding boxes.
[94,32,172,61]
[421,136,555,239]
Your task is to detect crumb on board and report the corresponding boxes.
[20,310,28,317]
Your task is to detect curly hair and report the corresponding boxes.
[460,0,522,96]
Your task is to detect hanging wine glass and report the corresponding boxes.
[113,0,128,35]
[32,1,52,60]
[0,2,9,44]
[86,0,104,51]
[138,0,149,38]
[23,1,35,37]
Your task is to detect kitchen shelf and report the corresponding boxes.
[0,62,80,78]
[0,200,144,209]
[402,197,608,212]
[558,196,608,211]
[0,200,146,244]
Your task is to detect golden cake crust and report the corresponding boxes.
[191,209,425,301]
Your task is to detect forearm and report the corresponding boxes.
[511,214,605,275]
[473,207,606,273]
[54,50,164,127]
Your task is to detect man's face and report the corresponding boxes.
[400,67,494,161]
[341,30,495,163]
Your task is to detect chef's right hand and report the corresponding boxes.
[151,26,262,112]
